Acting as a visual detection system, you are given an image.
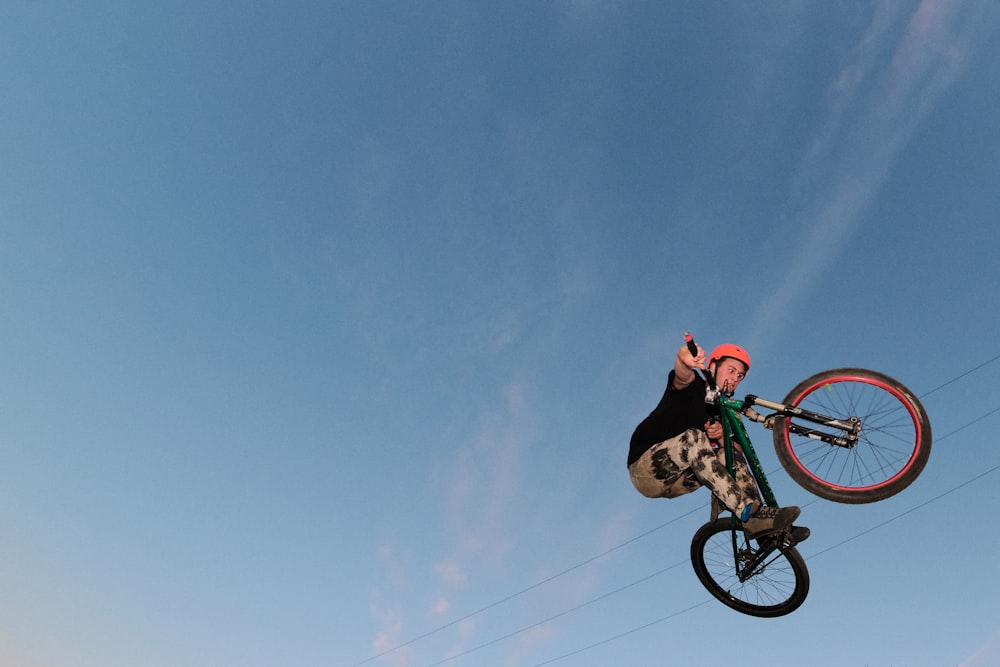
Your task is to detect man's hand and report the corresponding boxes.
[705,419,723,441]
[672,344,706,390]
[680,343,706,371]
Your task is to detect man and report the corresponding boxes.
[628,340,808,541]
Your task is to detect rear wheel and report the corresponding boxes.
[773,368,931,503]
[690,518,809,617]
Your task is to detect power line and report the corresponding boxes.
[530,403,1000,665]
[792,404,1000,513]
[531,600,714,667]
[917,352,1000,399]
[532,448,1000,667]
[527,404,1000,666]
[356,355,1000,666]
[931,405,1000,441]
[423,559,691,667]
[808,457,1000,560]
[352,505,703,667]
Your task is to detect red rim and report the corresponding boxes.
[782,373,925,493]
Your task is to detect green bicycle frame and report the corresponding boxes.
[715,393,783,581]
[717,394,778,507]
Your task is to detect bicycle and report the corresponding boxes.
[683,334,932,617]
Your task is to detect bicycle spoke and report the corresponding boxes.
[691,520,808,617]
[773,369,931,503]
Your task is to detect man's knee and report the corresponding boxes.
[630,461,700,499]
[680,428,712,449]
[632,472,699,499]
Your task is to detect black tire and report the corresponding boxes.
[773,368,932,504]
[690,518,809,618]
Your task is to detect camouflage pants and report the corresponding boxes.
[629,428,760,514]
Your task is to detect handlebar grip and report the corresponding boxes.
[684,332,698,357]
[686,332,718,391]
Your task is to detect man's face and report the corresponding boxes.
[714,358,748,393]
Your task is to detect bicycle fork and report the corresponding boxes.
[744,395,862,449]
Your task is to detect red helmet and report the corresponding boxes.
[709,344,750,373]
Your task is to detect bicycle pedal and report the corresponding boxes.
[760,525,810,547]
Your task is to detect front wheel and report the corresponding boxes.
[774,368,931,504]
[690,518,809,617]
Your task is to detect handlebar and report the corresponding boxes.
[684,332,717,392]
[685,332,721,423]
[684,331,698,358]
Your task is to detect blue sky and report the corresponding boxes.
[2,2,999,666]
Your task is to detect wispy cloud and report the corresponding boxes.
[368,545,415,667]
[365,379,539,664]
[959,623,1000,667]
[442,379,535,564]
[369,607,413,667]
[430,379,540,657]
[750,0,990,344]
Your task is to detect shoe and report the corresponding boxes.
[741,504,800,540]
